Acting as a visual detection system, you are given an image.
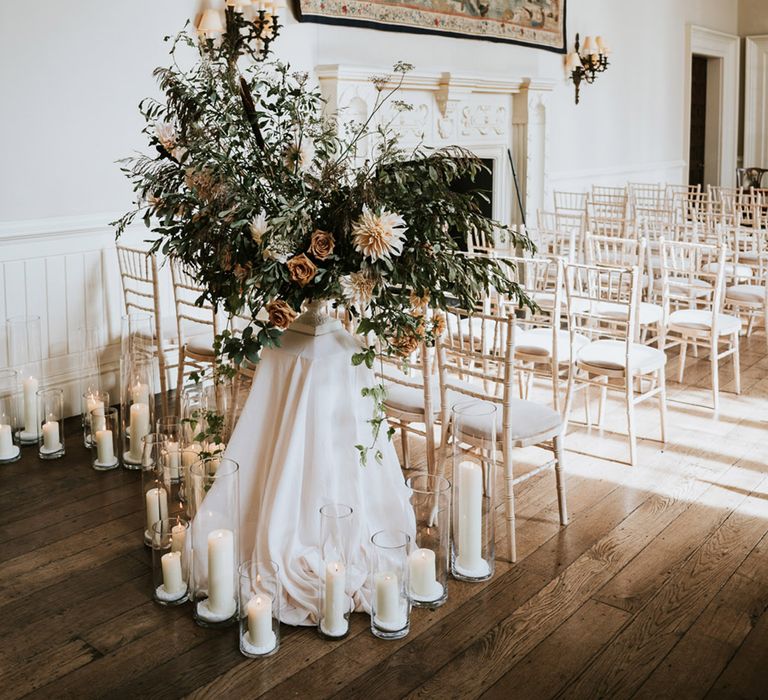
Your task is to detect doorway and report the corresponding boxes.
[688,54,723,188]
[689,55,707,186]
[685,26,739,188]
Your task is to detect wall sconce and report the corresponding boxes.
[196,1,282,61]
[565,33,611,104]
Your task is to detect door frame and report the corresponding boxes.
[744,35,768,168]
[683,25,740,187]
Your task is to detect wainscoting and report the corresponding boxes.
[0,214,171,416]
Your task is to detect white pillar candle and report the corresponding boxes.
[166,441,180,479]
[0,424,14,459]
[207,528,235,616]
[322,562,348,636]
[408,548,442,601]
[22,376,38,436]
[145,486,168,536]
[161,551,185,596]
[171,523,186,553]
[374,571,401,625]
[95,429,115,464]
[132,381,149,406]
[129,402,150,461]
[247,594,275,648]
[457,461,484,573]
[88,398,106,433]
[42,420,60,451]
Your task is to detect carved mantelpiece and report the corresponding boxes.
[315,65,554,228]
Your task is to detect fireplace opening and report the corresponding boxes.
[449,157,494,250]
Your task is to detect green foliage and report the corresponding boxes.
[113,25,534,462]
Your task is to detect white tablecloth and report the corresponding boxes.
[192,327,415,625]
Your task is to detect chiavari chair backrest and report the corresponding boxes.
[629,183,666,211]
[532,212,579,262]
[554,191,588,216]
[585,234,647,272]
[564,261,641,348]
[439,307,513,403]
[666,183,703,221]
[588,214,632,240]
[659,239,726,321]
[169,258,220,347]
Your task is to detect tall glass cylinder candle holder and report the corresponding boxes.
[157,415,182,483]
[6,316,43,445]
[239,560,280,657]
[141,433,168,546]
[121,355,155,469]
[120,312,154,359]
[179,447,201,514]
[0,369,21,463]
[180,384,204,448]
[406,474,450,607]
[317,504,353,639]
[450,401,497,582]
[37,388,64,460]
[159,451,184,520]
[91,407,120,471]
[370,529,411,640]
[77,326,103,447]
[151,519,190,606]
[190,457,240,628]
[82,390,110,449]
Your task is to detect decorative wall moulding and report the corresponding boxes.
[296,0,567,53]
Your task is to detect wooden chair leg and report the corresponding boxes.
[733,332,741,395]
[710,342,719,413]
[503,448,517,563]
[157,350,169,421]
[658,367,667,445]
[553,433,569,526]
[175,347,186,418]
[677,341,688,383]
[597,378,608,428]
[625,375,637,467]
[400,426,410,470]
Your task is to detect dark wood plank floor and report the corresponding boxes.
[2,335,768,699]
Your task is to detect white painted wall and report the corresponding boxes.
[739,0,768,35]
[0,0,742,415]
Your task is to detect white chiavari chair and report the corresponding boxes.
[437,307,568,563]
[563,261,667,466]
[660,239,741,412]
[116,243,175,418]
[724,226,768,349]
[170,259,221,416]
[377,334,438,475]
[499,256,584,415]
[666,183,703,223]
[629,183,666,214]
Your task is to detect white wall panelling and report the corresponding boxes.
[744,35,768,168]
[0,215,170,416]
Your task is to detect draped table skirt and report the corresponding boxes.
[190,326,415,625]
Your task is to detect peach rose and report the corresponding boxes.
[308,229,335,260]
[286,253,317,287]
[266,299,298,329]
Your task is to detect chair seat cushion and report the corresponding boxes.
[701,261,753,279]
[448,393,562,443]
[668,309,742,335]
[383,370,439,416]
[515,328,589,363]
[577,339,666,372]
[595,301,664,325]
[726,284,766,303]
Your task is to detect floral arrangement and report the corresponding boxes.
[114,10,532,459]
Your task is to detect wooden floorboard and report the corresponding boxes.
[2,334,768,698]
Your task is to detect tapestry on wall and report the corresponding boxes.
[294,0,566,52]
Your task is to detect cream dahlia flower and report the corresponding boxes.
[284,140,315,172]
[155,121,177,152]
[341,271,376,308]
[249,211,269,244]
[351,206,407,262]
